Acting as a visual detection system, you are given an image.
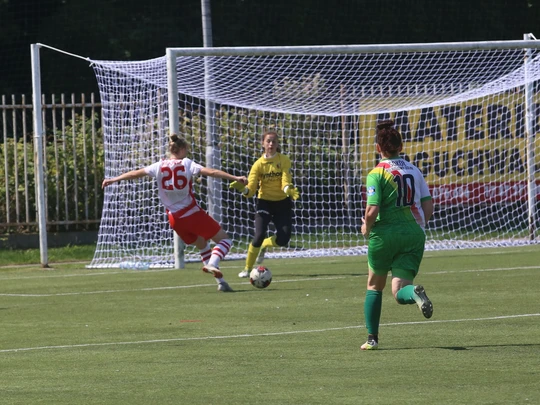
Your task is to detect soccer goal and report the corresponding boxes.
[88,35,540,268]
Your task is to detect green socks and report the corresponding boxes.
[364,290,383,336]
[396,285,417,305]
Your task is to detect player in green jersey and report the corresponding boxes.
[360,120,434,350]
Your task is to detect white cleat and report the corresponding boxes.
[203,264,223,279]
[360,339,379,350]
[238,270,249,278]
[256,247,266,264]
[218,281,234,292]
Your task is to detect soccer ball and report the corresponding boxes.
[249,266,272,289]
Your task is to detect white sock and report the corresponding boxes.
[208,239,232,268]
[200,243,212,265]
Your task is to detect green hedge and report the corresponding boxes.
[0,113,104,233]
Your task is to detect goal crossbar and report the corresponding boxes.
[167,39,540,57]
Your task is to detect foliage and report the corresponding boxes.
[0,113,104,233]
[179,101,363,224]
[1,97,361,236]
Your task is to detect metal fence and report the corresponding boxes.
[0,93,104,234]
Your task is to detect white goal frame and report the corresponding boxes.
[164,36,540,266]
[30,36,540,268]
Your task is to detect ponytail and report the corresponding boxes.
[375,120,402,156]
[169,134,188,155]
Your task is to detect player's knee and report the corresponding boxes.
[212,228,230,243]
[275,235,290,247]
[252,228,265,244]
[252,234,265,247]
[275,229,291,246]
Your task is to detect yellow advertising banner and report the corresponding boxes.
[358,94,540,204]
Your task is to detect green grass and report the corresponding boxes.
[1,246,539,404]
[0,244,96,266]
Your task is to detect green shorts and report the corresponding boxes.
[367,228,426,280]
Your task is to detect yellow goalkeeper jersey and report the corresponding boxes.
[245,153,293,201]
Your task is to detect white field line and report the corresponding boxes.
[1,313,538,354]
[0,277,347,297]
[1,266,539,297]
[429,266,540,274]
[1,245,539,279]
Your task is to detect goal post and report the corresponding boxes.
[88,37,540,268]
[524,33,538,239]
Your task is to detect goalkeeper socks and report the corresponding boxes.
[245,243,261,269]
[208,239,232,267]
[396,285,417,305]
[364,290,383,336]
[261,235,278,249]
[200,243,212,265]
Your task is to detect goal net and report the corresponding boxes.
[88,40,540,268]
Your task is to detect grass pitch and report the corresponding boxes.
[0,246,539,404]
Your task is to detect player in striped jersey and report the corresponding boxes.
[102,135,247,292]
[360,120,434,350]
[230,131,300,277]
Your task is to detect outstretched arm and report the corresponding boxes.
[200,167,247,185]
[102,168,148,188]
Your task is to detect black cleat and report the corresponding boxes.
[414,285,433,319]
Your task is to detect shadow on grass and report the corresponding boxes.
[279,273,367,278]
[380,343,540,351]
[435,343,540,350]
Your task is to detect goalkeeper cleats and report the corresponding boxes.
[414,285,433,319]
[360,338,379,351]
[256,247,266,264]
[203,264,223,279]
[217,281,234,292]
[238,269,250,278]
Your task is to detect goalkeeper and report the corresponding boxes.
[230,130,299,278]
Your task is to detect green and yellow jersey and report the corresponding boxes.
[244,153,293,201]
[366,157,432,230]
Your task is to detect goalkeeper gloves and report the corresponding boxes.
[230,181,246,193]
[284,185,300,200]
